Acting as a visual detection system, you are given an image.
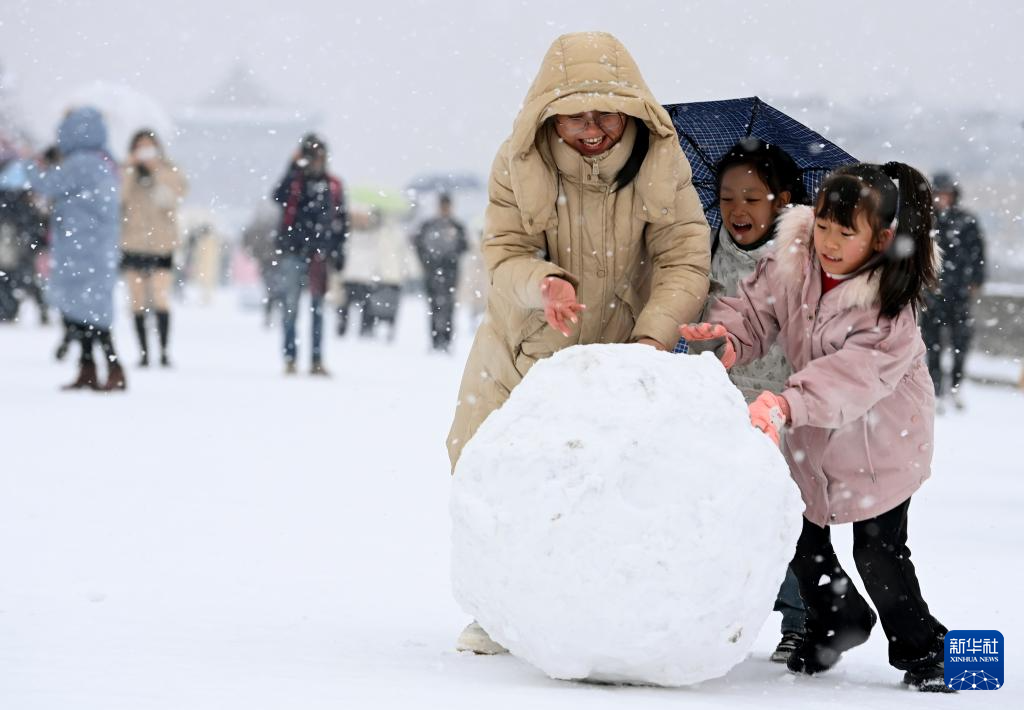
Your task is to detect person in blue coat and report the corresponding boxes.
[27,107,126,391]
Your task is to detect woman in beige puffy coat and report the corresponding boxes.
[120,129,187,367]
[451,31,711,654]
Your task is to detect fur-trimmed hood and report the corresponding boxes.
[772,204,942,314]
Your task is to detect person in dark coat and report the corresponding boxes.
[241,205,283,328]
[26,107,125,391]
[414,193,467,352]
[0,173,48,323]
[919,173,986,410]
[271,133,348,376]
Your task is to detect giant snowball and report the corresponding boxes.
[451,344,803,686]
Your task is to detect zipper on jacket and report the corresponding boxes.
[601,184,611,333]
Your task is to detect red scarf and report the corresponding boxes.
[282,174,343,230]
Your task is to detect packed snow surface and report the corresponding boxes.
[451,345,804,686]
[1,294,1019,708]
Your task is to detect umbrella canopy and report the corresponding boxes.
[663,97,856,232]
[60,81,174,161]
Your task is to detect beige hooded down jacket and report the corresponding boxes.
[447,32,710,469]
[121,161,188,256]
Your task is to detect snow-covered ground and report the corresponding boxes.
[1,291,1021,709]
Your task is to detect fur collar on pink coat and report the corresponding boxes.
[771,204,941,314]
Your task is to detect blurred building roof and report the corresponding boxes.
[172,63,321,236]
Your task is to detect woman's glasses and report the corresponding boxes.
[556,112,625,135]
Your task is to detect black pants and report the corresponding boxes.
[338,282,374,337]
[424,268,458,351]
[789,498,946,671]
[920,296,972,395]
[0,278,17,320]
[133,311,171,359]
[63,317,119,366]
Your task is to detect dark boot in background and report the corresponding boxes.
[61,362,99,391]
[63,331,98,390]
[156,310,171,367]
[96,330,126,391]
[100,362,127,392]
[133,312,149,367]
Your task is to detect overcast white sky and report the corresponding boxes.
[2,0,1021,185]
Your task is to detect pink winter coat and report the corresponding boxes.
[707,205,936,527]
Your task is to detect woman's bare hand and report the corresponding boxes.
[540,277,585,337]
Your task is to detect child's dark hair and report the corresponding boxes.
[815,162,937,319]
[715,138,808,205]
[129,128,163,155]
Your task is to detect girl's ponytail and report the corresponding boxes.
[877,162,938,318]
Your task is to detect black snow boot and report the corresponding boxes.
[156,310,171,367]
[134,312,149,367]
[787,600,876,675]
[771,630,806,664]
[903,661,956,693]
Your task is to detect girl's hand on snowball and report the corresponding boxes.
[748,391,790,446]
[678,322,737,369]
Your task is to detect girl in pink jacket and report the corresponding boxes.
[681,162,951,692]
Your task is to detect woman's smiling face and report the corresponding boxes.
[719,164,787,246]
[554,111,627,157]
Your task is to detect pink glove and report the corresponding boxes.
[541,276,585,337]
[748,391,791,445]
[678,323,737,369]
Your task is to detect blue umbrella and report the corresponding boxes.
[663,96,857,232]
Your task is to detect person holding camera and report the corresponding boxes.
[120,129,188,367]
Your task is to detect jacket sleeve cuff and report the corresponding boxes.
[524,264,579,309]
[631,311,682,350]
[781,388,808,428]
